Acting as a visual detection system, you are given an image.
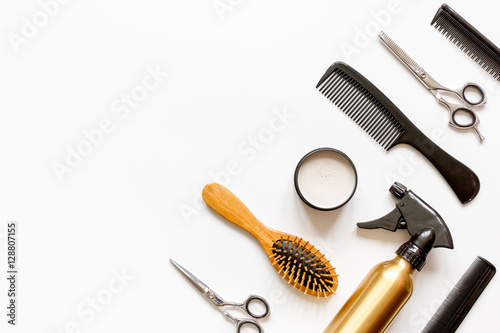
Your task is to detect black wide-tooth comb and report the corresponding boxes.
[316,62,480,204]
[431,4,500,81]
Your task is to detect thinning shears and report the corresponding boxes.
[170,259,270,333]
[379,31,487,141]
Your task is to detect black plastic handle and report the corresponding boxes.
[395,129,480,204]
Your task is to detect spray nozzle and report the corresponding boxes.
[357,182,454,249]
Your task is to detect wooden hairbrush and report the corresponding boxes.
[202,183,338,298]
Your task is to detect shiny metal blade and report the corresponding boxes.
[379,31,423,74]
[170,259,210,295]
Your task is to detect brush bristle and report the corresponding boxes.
[269,236,338,298]
[432,11,500,81]
[317,68,404,150]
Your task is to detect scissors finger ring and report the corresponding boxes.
[379,31,487,142]
[171,259,271,333]
[459,83,486,106]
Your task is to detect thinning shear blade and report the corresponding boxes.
[379,31,423,74]
[379,31,486,141]
[379,31,445,91]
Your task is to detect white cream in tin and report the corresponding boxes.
[296,149,357,210]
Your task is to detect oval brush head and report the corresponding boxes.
[271,236,338,298]
[202,183,339,298]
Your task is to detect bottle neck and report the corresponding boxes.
[394,255,417,276]
[396,228,436,271]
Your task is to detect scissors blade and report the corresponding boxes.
[379,31,424,76]
[170,259,210,295]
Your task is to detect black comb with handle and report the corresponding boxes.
[316,62,480,204]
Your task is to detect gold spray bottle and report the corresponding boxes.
[324,183,454,333]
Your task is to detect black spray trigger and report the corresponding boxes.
[357,207,407,231]
[357,182,454,249]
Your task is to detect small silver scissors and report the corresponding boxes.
[379,31,487,141]
[170,259,270,332]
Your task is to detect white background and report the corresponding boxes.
[1,0,499,332]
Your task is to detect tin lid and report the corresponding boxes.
[294,148,358,211]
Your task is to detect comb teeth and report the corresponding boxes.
[432,9,500,81]
[422,256,496,333]
[317,68,404,150]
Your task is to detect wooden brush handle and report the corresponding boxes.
[203,183,338,298]
[202,183,276,246]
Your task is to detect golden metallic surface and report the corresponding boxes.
[323,256,416,333]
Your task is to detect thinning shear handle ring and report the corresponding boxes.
[451,108,477,128]
[236,320,263,333]
[460,83,485,105]
[244,295,270,319]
